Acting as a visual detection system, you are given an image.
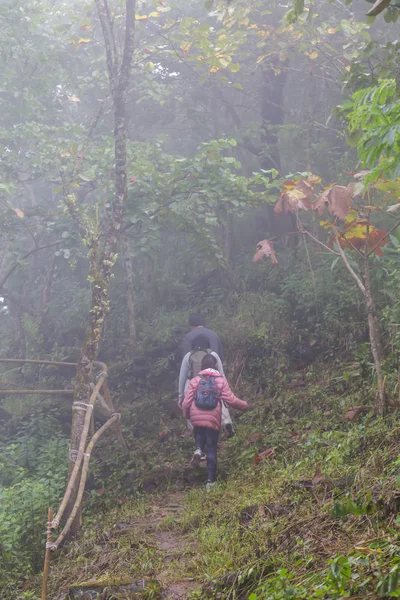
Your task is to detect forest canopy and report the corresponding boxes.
[2,0,400,598]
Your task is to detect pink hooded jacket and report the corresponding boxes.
[181,368,248,431]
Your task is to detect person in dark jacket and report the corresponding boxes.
[182,313,224,362]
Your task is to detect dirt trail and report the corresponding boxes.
[150,492,200,599]
[112,490,200,600]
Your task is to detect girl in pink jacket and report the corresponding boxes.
[181,354,248,490]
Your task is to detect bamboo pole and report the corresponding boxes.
[0,359,78,366]
[0,389,73,395]
[103,382,128,453]
[41,507,53,600]
[52,414,120,549]
[51,365,108,530]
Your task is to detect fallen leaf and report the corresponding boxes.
[253,240,279,266]
[344,405,368,420]
[129,176,137,183]
[135,14,148,20]
[80,25,91,31]
[354,546,378,554]
[245,432,262,445]
[308,51,318,60]
[327,27,336,34]
[253,447,276,465]
[149,11,160,17]
[311,465,325,486]
[68,95,80,103]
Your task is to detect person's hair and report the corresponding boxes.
[188,313,206,327]
[192,334,210,351]
[201,354,217,370]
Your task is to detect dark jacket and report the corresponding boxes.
[183,326,224,362]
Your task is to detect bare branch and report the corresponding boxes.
[367,219,400,257]
[0,240,62,291]
[333,229,366,296]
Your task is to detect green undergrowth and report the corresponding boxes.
[178,393,400,599]
[13,367,400,599]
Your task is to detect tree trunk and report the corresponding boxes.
[121,236,137,349]
[362,258,386,415]
[260,61,287,173]
[66,0,136,536]
[333,232,386,415]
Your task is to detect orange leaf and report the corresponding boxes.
[342,220,388,255]
[68,95,80,102]
[253,240,279,265]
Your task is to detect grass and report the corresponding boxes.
[13,365,400,599]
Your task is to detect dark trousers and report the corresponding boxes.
[193,426,219,483]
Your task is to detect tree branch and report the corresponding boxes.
[0,240,62,291]
[95,0,117,95]
[367,218,400,257]
[333,229,366,296]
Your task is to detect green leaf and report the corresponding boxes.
[294,0,304,15]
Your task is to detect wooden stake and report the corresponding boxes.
[41,507,53,600]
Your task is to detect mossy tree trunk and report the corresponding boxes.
[66,0,136,535]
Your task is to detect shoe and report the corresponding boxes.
[191,448,202,468]
[200,452,207,462]
[225,424,234,439]
[206,481,216,492]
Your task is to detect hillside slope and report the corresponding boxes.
[22,368,400,599]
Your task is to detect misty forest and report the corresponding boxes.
[2,0,400,598]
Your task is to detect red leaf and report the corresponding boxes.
[253,240,279,265]
[129,176,137,183]
[253,447,276,465]
[275,180,314,214]
[313,185,352,220]
[245,432,262,445]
